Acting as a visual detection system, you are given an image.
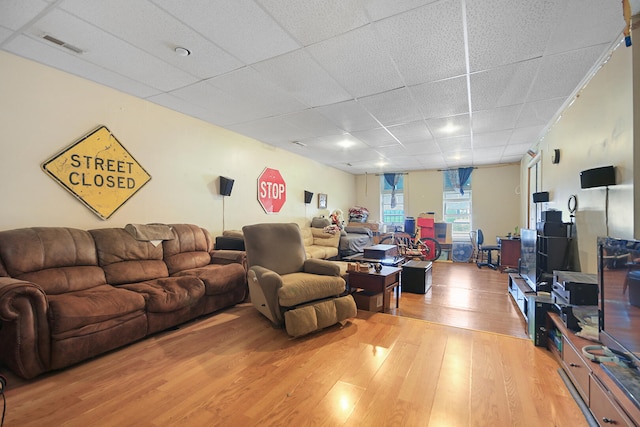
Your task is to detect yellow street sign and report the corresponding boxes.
[42,126,151,220]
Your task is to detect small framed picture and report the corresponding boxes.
[318,193,327,209]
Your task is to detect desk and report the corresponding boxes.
[348,266,401,312]
[497,237,521,270]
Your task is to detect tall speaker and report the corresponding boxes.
[304,190,313,204]
[219,176,234,196]
[580,166,615,189]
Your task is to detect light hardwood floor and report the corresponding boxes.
[1,262,587,426]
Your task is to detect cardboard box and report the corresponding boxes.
[353,290,383,312]
[434,222,452,243]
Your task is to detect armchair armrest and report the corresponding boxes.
[303,259,340,276]
[247,266,284,325]
[0,277,50,379]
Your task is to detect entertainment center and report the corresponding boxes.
[507,228,640,425]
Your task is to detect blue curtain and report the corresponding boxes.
[384,173,400,208]
[458,167,473,195]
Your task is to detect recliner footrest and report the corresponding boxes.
[284,295,356,337]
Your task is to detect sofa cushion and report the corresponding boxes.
[48,284,146,335]
[311,228,341,248]
[172,263,246,296]
[0,227,106,294]
[163,224,214,275]
[90,228,168,285]
[119,276,205,313]
[278,273,345,307]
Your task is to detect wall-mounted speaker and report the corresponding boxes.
[580,166,615,189]
[304,190,313,204]
[219,176,234,196]
[532,191,549,203]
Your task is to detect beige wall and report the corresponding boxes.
[355,164,521,243]
[524,40,635,273]
[0,52,356,235]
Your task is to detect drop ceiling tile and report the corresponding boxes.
[376,143,410,158]
[472,105,521,134]
[544,0,622,55]
[442,150,473,166]
[509,125,545,145]
[299,134,369,151]
[466,0,562,72]
[251,49,351,107]
[387,120,433,145]
[168,80,268,125]
[351,127,398,147]
[307,24,404,98]
[516,98,565,128]
[357,87,422,126]
[313,100,379,132]
[147,92,218,124]
[436,136,471,153]
[375,0,466,85]
[400,140,441,155]
[0,25,15,44]
[0,0,50,30]
[280,109,345,138]
[527,45,608,102]
[153,0,300,64]
[363,0,439,21]
[4,34,161,98]
[503,142,531,157]
[28,9,198,91]
[417,153,446,169]
[473,146,505,163]
[470,58,540,111]
[256,0,369,46]
[410,76,469,119]
[473,130,512,148]
[226,116,308,145]
[208,67,307,119]
[426,114,471,139]
[60,0,243,79]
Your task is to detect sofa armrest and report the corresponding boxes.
[247,266,283,325]
[210,249,246,266]
[0,277,51,379]
[303,259,341,276]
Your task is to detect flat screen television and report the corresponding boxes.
[520,228,537,291]
[598,236,640,408]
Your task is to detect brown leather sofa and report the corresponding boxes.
[0,224,247,379]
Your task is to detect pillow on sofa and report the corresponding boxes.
[311,217,331,228]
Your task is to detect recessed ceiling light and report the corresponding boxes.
[174,47,191,57]
[441,123,459,134]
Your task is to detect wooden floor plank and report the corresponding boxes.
[0,262,588,426]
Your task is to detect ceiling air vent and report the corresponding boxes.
[42,35,83,54]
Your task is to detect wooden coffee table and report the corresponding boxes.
[348,266,401,312]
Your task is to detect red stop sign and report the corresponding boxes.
[257,167,286,213]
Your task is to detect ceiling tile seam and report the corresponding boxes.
[460,0,474,162]
[530,36,625,152]
[0,0,62,50]
[149,0,264,74]
[55,6,211,87]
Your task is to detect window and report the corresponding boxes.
[381,174,404,230]
[443,171,472,241]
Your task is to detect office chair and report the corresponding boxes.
[476,229,500,270]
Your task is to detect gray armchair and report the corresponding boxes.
[242,223,356,337]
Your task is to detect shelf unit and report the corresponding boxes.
[537,235,571,282]
[547,313,640,426]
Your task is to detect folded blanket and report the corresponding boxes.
[124,223,174,244]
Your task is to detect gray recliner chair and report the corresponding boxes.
[242,223,356,337]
